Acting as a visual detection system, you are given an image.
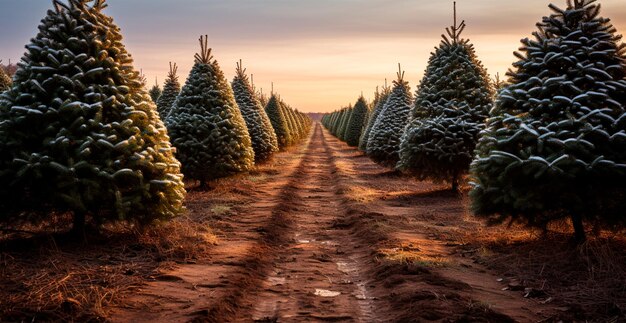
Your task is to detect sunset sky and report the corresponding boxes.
[1,0,626,112]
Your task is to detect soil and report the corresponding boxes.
[3,122,624,322]
[109,124,557,322]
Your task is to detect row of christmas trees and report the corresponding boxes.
[323,0,626,242]
[0,0,310,232]
[151,35,310,188]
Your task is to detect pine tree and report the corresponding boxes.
[0,0,185,230]
[232,60,278,162]
[345,96,369,147]
[470,0,626,242]
[359,82,391,151]
[265,94,290,149]
[0,60,12,92]
[149,78,162,103]
[398,3,494,190]
[156,62,181,119]
[338,106,352,141]
[166,36,254,186]
[256,88,268,108]
[367,65,414,165]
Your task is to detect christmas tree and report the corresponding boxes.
[470,0,626,242]
[0,60,12,92]
[345,96,369,147]
[398,3,494,190]
[265,94,290,149]
[359,82,391,151]
[148,78,161,103]
[338,105,353,142]
[156,62,181,119]
[166,36,254,187]
[367,65,413,165]
[232,60,279,162]
[0,0,185,230]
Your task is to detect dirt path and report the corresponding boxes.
[112,123,556,322]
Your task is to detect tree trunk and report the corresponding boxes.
[571,213,586,243]
[71,211,86,236]
[451,173,459,192]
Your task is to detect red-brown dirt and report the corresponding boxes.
[3,122,624,322]
[110,124,558,322]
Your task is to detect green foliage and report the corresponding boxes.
[470,0,626,240]
[0,61,11,92]
[367,68,413,165]
[166,36,254,182]
[0,0,186,228]
[232,61,279,162]
[345,96,369,147]
[398,16,494,189]
[338,106,352,141]
[359,85,391,151]
[156,62,181,119]
[398,101,483,188]
[265,94,290,149]
[149,83,161,103]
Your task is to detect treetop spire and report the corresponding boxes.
[236,59,247,79]
[168,62,178,81]
[194,35,212,64]
[443,1,466,45]
[396,63,405,82]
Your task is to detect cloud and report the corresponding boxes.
[1,0,625,111]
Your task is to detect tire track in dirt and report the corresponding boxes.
[321,124,557,322]
[111,128,314,322]
[237,123,378,322]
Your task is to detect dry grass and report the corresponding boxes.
[462,221,626,321]
[210,204,232,216]
[0,216,217,321]
[342,185,380,203]
[378,247,449,268]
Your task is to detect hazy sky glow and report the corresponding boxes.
[1,0,626,112]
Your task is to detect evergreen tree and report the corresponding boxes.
[157,62,181,119]
[470,0,626,242]
[149,78,162,103]
[265,94,290,149]
[232,60,278,162]
[0,0,185,230]
[166,36,254,186]
[345,96,369,147]
[0,60,12,92]
[331,108,344,136]
[338,106,353,141]
[398,4,494,190]
[256,88,268,108]
[359,82,391,151]
[367,66,413,165]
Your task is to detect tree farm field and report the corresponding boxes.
[2,0,626,322]
[2,123,625,322]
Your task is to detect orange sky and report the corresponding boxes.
[1,0,626,112]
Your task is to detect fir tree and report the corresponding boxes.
[398,3,494,190]
[338,106,353,141]
[470,0,626,242]
[232,60,278,162]
[0,60,12,92]
[359,82,391,151]
[149,78,161,103]
[367,65,414,165]
[345,96,369,147]
[0,0,185,230]
[166,36,254,186]
[156,62,181,119]
[265,94,290,149]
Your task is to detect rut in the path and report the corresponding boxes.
[242,123,377,322]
